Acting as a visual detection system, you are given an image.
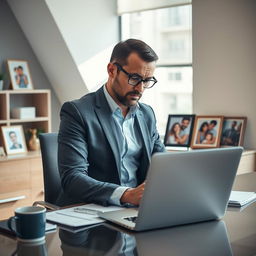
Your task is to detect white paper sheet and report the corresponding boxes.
[46,204,124,227]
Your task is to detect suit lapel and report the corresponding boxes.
[136,109,151,163]
[94,87,121,178]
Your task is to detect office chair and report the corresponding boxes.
[33,133,61,210]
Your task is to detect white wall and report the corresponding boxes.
[45,0,119,90]
[45,0,119,65]
[193,0,256,149]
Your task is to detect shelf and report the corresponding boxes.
[0,87,49,220]
[0,90,51,133]
[0,89,50,94]
[0,150,41,162]
[10,117,49,123]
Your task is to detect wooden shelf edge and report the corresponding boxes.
[0,89,50,94]
[10,117,49,123]
[0,151,41,162]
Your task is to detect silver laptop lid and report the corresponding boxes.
[135,147,243,231]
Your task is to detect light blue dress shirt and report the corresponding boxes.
[103,85,143,205]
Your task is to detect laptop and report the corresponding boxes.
[99,147,243,231]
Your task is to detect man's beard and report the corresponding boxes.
[112,78,142,107]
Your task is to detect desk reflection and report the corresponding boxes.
[14,240,47,256]
[58,220,232,256]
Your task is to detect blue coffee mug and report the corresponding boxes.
[8,206,46,242]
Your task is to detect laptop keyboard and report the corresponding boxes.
[124,216,137,223]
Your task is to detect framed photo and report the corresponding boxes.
[220,117,247,146]
[191,116,224,149]
[7,60,33,90]
[1,125,27,155]
[164,114,195,147]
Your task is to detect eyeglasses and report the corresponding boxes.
[114,63,157,89]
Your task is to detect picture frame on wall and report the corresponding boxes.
[1,125,27,155]
[7,59,34,90]
[191,116,224,149]
[220,116,247,147]
[164,114,195,147]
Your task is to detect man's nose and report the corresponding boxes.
[134,81,144,92]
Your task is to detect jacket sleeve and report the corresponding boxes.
[58,101,119,206]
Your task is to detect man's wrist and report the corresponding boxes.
[109,186,130,206]
[120,188,132,204]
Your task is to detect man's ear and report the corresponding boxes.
[107,63,116,78]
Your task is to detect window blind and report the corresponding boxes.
[117,0,192,15]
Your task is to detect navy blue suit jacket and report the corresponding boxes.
[56,86,165,206]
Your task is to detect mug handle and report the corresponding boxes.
[8,216,19,236]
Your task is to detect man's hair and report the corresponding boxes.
[9,131,16,137]
[17,66,23,70]
[110,39,158,65]
[210,120,217,126]
[182,117,190,122]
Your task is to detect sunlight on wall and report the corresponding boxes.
[78,45,115,92]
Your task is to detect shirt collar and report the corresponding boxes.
[103,84,139,117]
[103,84,119,114]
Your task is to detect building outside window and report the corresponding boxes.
[121,4,192,135]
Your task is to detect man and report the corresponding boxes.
[222,121,239,146]
[176,117,190,145]
[208,120,217,144]
[9,131,22,150]
[57,39,165,207]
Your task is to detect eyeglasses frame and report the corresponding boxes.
[113,62,157,89]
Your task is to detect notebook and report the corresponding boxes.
[228,191,256,207]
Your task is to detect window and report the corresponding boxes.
[169,72,182,81]
[121,4,192,135]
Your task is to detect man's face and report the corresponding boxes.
[9,133,17,143]
[232,122,237,128]
[109,53,156,108]
[209,123,216,130]
[181,120,190,129]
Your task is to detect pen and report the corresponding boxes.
[73,207,99,215]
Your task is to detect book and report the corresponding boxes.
[228,191,256,207]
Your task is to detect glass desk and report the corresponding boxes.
[0,173,255,256]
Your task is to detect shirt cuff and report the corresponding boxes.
[109,186,129,206]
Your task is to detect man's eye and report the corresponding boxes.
[130,76,141,81]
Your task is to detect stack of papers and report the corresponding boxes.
[45,222,57,233]
[228,191,256,207]
[46,204,123,227]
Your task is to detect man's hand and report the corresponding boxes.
[120,182,145,206]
